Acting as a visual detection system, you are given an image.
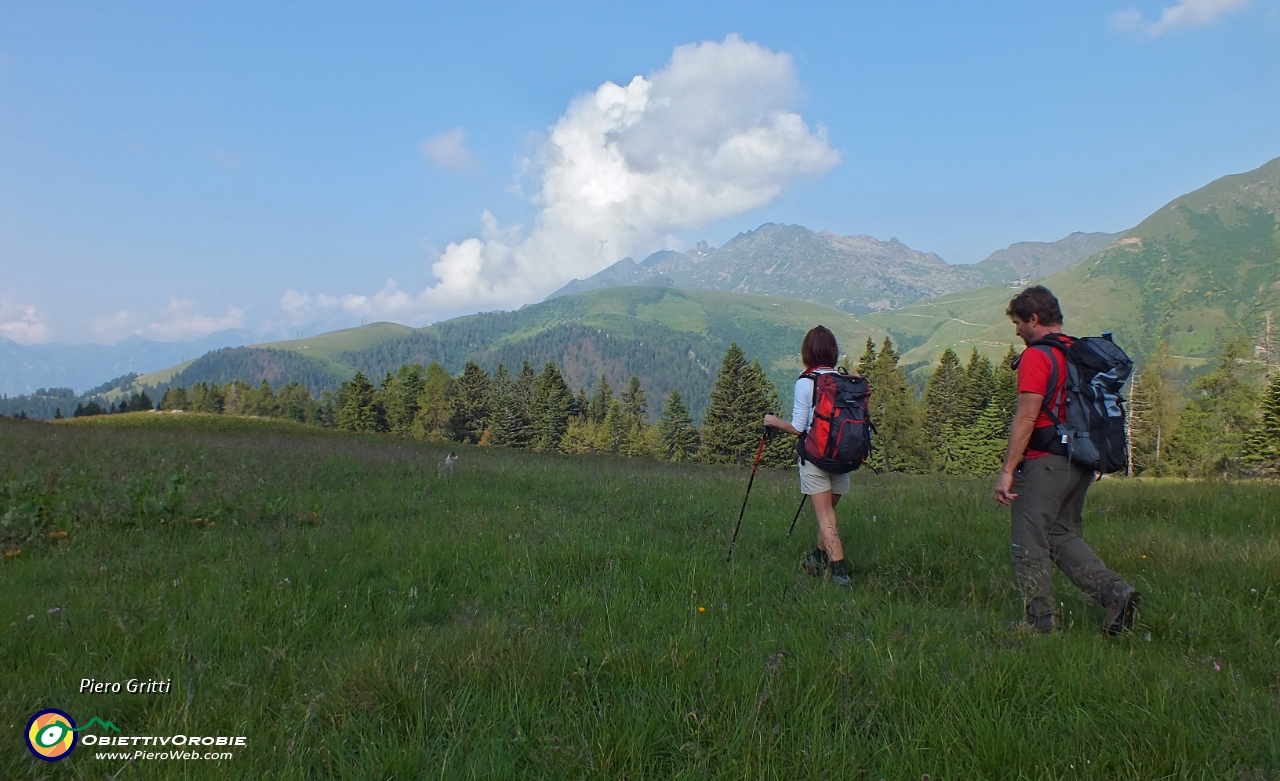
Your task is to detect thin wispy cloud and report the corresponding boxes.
[1111,0,1249,37]
[93,300,245,342]
[421,127,479,172]
[288,34,839,326]
[0,299,51,344]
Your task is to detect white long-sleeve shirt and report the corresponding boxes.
[791,368,838,433]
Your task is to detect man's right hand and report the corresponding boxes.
[994,469,1018,506]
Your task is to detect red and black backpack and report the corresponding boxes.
[796,370,874,474]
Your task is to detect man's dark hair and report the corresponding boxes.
[1006,285,1063,326]
[802,325,839,369]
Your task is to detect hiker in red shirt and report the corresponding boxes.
[994,286,1139,635]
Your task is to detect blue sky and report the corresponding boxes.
[1,0,1277,344]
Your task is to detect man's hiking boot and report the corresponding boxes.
[1105,587,1141,636]
[801,548,829,577]
[1005,614,1058,635]
[829,558,851,587]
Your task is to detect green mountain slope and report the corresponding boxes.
[123,289,885,419]
[863,155,1280,373]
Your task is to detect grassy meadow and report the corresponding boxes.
[2,413,1278,779]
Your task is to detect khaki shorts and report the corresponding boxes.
[798,459,850,496]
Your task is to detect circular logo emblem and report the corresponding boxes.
[26,709,77,761]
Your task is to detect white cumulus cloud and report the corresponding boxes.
[1111,0,1249,36]
[287,34,839,326]
[421,127,479,172]
[0,299,51,343]
[141,300,245,341]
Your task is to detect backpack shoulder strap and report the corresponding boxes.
[1024,338,1070,425]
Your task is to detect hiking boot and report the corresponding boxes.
[1005,615,1057,635]
[801,548,829,577]
[1105,587,1141,636]
[829,558,851,588]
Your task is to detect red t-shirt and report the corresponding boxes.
[1016,335,1074,459]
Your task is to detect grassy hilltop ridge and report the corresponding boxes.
[2,414,1277,778]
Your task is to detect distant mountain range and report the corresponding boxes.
[861,155,1280,373]
[0,330,251,397]
[6,155,1276,420]
[548,225,1118,313]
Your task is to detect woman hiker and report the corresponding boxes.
[763,325,853,587]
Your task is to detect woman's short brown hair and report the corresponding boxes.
[1005,285,1063,326]
[802,325,839,369]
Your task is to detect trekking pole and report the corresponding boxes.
[786,494,807,538]
[726,427,770,563]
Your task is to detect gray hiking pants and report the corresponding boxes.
[1010,455,1130,627]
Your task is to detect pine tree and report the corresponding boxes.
[923,348,967,470]
[53,407,63,419]
[337,371,380,432]
[385,363,426,435]
[160,387,188,411]
[960,348,994,426]
[659,389,699,462]
[531,362,572,452]
[865,337,927,472]
[411,362,454,441]
[1243,370,1280,474]
[601,398,629,454]
[621,376,647,424]
[590,375,614,425]
[1166,338,1259,478]
[449,362,490,444]
[699,344,773,465]
[572,388,589,421]
[857,338,877,377]
[1128,341,1181,476]
[256,381,277,417]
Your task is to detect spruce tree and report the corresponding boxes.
[385,363,426,435]
[865,337,927,472]
[601,398,629,454]
[412,363,454,442]
[590,375,613,425]
[531,362,572,452]
[1243,370,1280,474]
[699,344,774,465]
[256,381,277,417]
[923,348,967,470]
[160,387,188,411]
[337,371,380,432]
[960,348,994,426]
[449,362,490,444]
[1166,338,1259,478]
[857,338,877,377]
[621,376,647,424]
[1128,341,1181,476]
[659,388,699,462]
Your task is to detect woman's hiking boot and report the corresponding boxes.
[1105,587,1141,636]
[829,558,851,587]
[801,548,829,577]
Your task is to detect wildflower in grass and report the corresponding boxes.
[4,549,20,558]
[44,531,68,540]
[698,607,705,612]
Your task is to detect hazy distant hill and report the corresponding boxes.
[861,155,1280,373]
[111,289,885,421]
[547,223,1116,312]
[0,330,251,397]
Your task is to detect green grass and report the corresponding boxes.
[2,415,1278,779]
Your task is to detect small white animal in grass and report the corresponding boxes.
[438,451,458,477]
